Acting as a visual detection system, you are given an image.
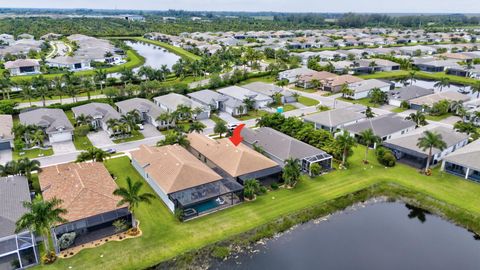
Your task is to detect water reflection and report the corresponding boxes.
[405,203,430,223]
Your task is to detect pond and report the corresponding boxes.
[124,40,181,70]
[212,201,480,270]
[394,79,476,99]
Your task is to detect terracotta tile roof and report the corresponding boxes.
[187,133,279,177]
[325,75,364,87]
[39,162,126,223]
[131,144,222,194]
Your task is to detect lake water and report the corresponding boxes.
[125,40,181,70]
[213,202,480,270]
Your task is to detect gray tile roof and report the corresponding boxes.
[72,102,121,123]
[409,91,471,107]
[187,89,228,106]
[19,108,74,134]
[444,139,480,171]
[241,127,331,162]
[384,125,469,156]
[241,82,294,97]
[0,176,31,238]
[344,114,416,138]
[303,107,366,128]
[349,79,391,94]
[388,85,434,102]
[115,98,165,119]
[153,93,206,111]
[217,86,272,102]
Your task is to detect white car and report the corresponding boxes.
[227,123,242,131]
[137,124,144,130]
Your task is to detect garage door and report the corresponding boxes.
[0,141,11,150]
[49,132,72,143]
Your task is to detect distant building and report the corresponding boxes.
[4,59,40,76]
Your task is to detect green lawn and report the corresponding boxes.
[426,113,454,121]
[236,110,270,121]
[37,146,480,270]
[297,96,319,107]
[282,104,297,112]
[73,134,93,151]
[391,107,408,113]
[13,147,54,160]
[112,130,145,144]
[237,76,276,85]
[337,97,380,108]
[291,86,317,93]
[358,70,410,80]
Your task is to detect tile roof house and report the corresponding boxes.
[383,126,469,169]
[442,139,480,182]
[4,59,40,76]
[323,75,364,93]
[0,175,39,269]
[343,114,416,142]
[277,67,317,83]
[0,114,14,150]
[187,133,282,185]
[115,98,170,128]
[39,162,131,253]
[72,102,121,135]
[241,82,297,103]
[19,108,74,143]
[303,107,366,132]
[187,89,247,116]
[217,86,272,109]
[388,85,435,107]
[131,144,243,219]
[409,91,471,110]
[153,93,210,120]
[241,127,332,174]
[346,79,392,100]
[295,71,338,89]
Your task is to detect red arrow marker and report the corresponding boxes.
[229,123,245,146]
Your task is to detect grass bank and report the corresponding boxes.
[36,145,480,270]
[126,37,201,61]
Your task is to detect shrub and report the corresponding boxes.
[376,147,396,167]
[309,162,322,177]
[41,251,57,264]
[211,246,230,260]
[400,100,410,109]
[58,232,76,250]
[14,139,25,151]
[113,219,128,233]
[270,183,279,190]
[74,125,90,137]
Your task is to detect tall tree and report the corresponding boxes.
[113,177,155,229]
[282,158,301,188]
[336,131,357,167]
[359,129,380,163]
[15,195,67,252]
[416,131,447,173]
[434,77,451,92]
[406,111,427,127]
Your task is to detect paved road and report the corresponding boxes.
[16,94,107,109]
[35,134,164,168]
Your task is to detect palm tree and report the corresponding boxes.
[191,107,204,120]
[82,77,94,100]
[434,77,451,92]
[18,158,40,180]
[214,121,228,138]
[406,111,427,127]
[52,77,64,103]
[243,97,256,112]
[359,129,380,163]
[341,83,353,98]
[365,106,375,118]
[471,81,480,98]
[156,112,173,130]
[243,178,261,200]
[106,118,121,135]
[416,131,447,173]
[113,177,155,229]
[449,100,464,115]
[20,80,34,106]
[122,110,141,131]
[408,70,417,85]
[188,121,206,133]
[175,105,193,121]
[31,130,45,147]
[94,69,107,92]
[15,195,68,252]
[282,158,301,188]
[336,131,357,167]
[76,114,93,127]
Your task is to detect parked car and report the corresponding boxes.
[137,124,144,130]
[105,148,117,154]
[227,123,242,131]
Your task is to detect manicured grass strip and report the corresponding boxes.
[73,134,93,151]
[337,97,380,108]
[297,96,319,106]
[425,113,454,121]
[37,146,480,270]
[236,110,270,121]
[391,107,408,113]
[13,148,53,160]
[358,70,410,80]
[112,131,145,144]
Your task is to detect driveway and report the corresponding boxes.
[218,112,240,124]
[0,149,12,165]
[439,116,462,126]
[52,141,77,155]
[88,131,114,148]
[140,124,162,138]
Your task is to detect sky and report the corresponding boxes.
[0,0,479,13]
